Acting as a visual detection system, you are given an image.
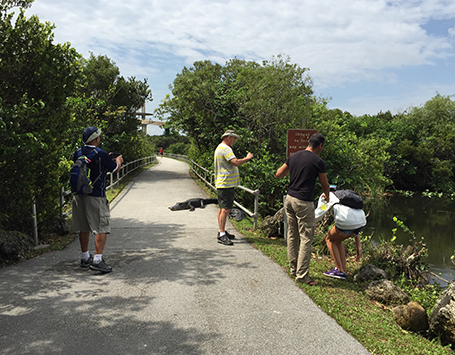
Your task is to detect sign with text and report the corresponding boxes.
[286,129,318,157]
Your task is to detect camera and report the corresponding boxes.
[109,152,122,160]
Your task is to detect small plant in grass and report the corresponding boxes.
[396,273,442,312]
[363,216,428,283]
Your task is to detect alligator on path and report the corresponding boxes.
[169,198,218,212]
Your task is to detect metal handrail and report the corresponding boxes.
[189,160,259,229]
[107,155,157,193]
[61,155,157,216]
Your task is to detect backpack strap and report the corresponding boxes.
[85,147,100,161]
[75,147,98,159]
[84,148,102,186]
[76,147,83,159]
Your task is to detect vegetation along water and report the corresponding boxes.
[367,193,455,287]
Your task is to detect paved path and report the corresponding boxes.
[0,158,370,355]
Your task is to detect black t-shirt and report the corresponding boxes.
[285,149,326,202]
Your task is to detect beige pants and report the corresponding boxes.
[285,195,315,282]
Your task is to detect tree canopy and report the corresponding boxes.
[0,3,154,235]
[156,56,455,216]
[155,56,393,215]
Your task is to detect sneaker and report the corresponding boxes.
[225,231,236,240]
[323,267,336,277]
[80,255,93,268]
[89,259,113,273]
[338,270,348,279]
[218,231,236,240]
[324,267,347,280]
[217,234,234,246]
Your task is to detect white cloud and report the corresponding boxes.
[22,0,455,115]
[26,1,455,76]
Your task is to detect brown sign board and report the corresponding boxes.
[286,129,318,157]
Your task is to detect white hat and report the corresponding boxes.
[221,130,240,139]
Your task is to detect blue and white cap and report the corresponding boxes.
[82,126,101,144]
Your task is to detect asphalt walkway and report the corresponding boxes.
[0,158,370,355]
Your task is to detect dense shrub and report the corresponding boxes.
[0,229,34,264]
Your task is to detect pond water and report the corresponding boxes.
[366,195,455,287]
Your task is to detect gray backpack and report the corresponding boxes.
[69,148,101,195]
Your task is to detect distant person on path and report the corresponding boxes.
[72,126,123,273]
[214,130,253,246]
[160,147,164,158]
[275,133,330,285]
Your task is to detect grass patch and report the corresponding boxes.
[230,218,450,355]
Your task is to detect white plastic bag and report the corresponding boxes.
[314,192,339,222]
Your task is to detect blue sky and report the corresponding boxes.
[22,0,455,135]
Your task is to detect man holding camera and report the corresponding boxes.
[72,126,123,273]
[214,130,253,246]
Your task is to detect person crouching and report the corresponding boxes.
[323,203,366,280]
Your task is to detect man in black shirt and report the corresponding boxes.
[276,133,330,285]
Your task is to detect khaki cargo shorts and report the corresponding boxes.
[72,195,111,234]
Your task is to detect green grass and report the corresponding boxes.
[231,218,450,355]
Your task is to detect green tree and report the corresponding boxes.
[157,60,236,162]
[156,56,317,215]
[65,54,154,163]
[0,0,33,13]
[235,54,313,154]
[0,7,82,232]
[81,52,120,100]
[387,94,455,192]
[148,132,190,154]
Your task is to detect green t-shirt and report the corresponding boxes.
[214,143,239,188]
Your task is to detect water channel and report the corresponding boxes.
[365,195,455,287]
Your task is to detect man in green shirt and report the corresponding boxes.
[214,130,253,245]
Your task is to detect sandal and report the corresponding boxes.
[296,279,318,286]
[304,280,318,286]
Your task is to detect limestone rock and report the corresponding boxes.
[274,208,284,224]
[260,208,284,238]
[354,264,387,283]
[49,216,70,235]
[364,279,410,305]
[392,301,429,332]
[429,283,455,346]
[260,216,277,237]
[0,230,34,263]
